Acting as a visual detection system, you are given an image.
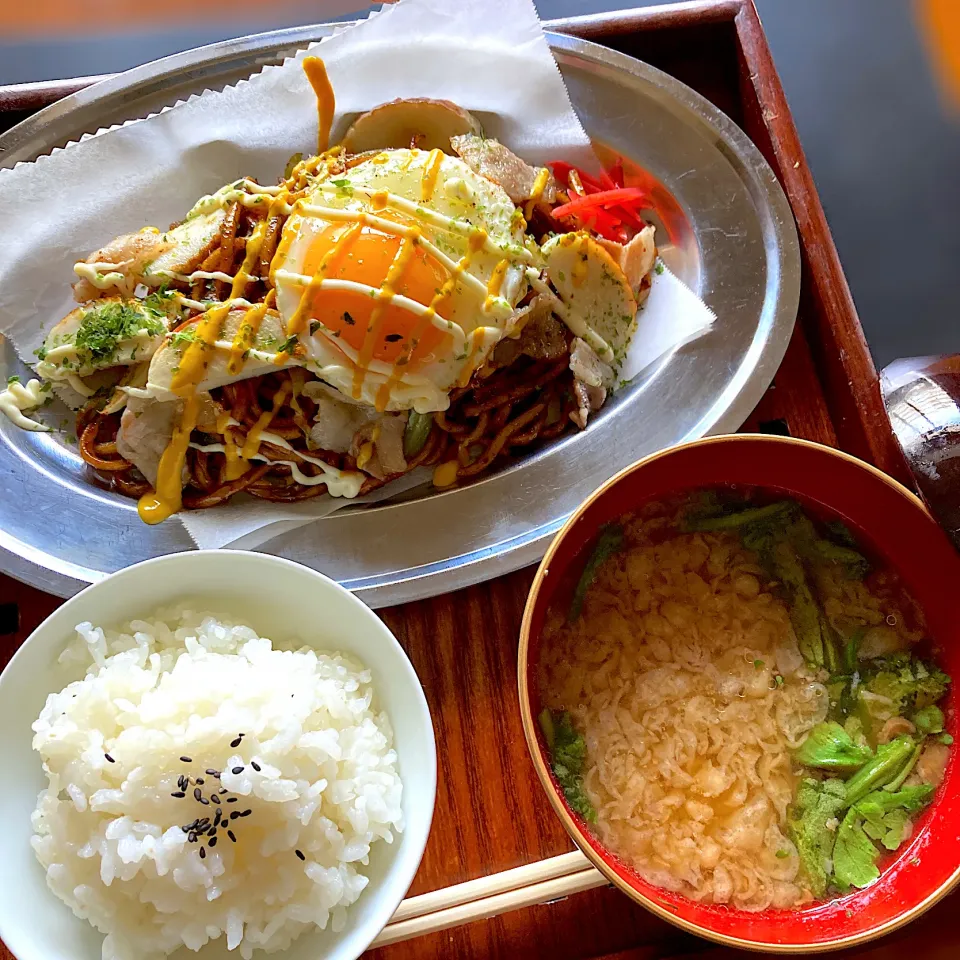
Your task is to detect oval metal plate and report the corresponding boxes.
[0,25,800,605]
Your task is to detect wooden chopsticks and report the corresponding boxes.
[371,850,607,948]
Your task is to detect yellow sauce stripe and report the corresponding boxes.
[373,229,487,410]
[171,302,231,393]
[268,204,300,288]
[484,258,510,311]
[915,0,960,108]
[241,382,291,460]
[523,167,551,220]
[352,232,421,400]
[286,221,364,336]
[420,148,445,201]
[228,302,269,376]
[137,394,200,524]
[229,219,267,299]
[302,56,335,154]
[215,410,249,482]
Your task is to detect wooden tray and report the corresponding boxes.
[2,2,951,957]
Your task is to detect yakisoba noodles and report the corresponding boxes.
[5,58,658,524]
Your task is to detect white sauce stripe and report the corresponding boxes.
[191,419,364,498]
[274,270,468,346]
[73,262,128,290]
[526,269,614,363]
[305,185,536,264]
[0,378,51,431]
[155,269,239,285]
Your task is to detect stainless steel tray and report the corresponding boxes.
[0,23,800,605]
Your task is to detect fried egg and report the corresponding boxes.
[273,148,535,413]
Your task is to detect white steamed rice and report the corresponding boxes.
[30,608,403,960]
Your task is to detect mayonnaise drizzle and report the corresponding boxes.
[274,270,472,339]
[525,268,614,363]
[191,423,364,498]
[302,185,536,263]
[73,261,130,289]
[152,268,238,285]
[0,379,50,431]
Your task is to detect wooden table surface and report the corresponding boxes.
[1,1,956,957]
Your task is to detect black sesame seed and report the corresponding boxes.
[220,788,228,795]
[230,811,241,820]
[230,738,242,748]
[178,776,188,790]
[214,809,223,826]
[209,836,218,848]
[104,753,115,763]
[210,794,221,804]
[240,809,252,817]
[232,766,244,775]
[206,769,220,777]
[196,778,204,785]
[197,817,211,828]
[194,787,202,801]
[171,791,186,799]
[188,832,197,843]
[228,830,237,843]
[251,761,261,772]
[180,756,192,763]
[226,797,238,803]
[199,846,206,859]
[199,797,210,805]
[295,849,305,861]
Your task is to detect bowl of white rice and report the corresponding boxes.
[0,551,435,960]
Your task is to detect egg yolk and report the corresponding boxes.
[297,217,452,371]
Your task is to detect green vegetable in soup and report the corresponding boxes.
[771,540,826,668]
[825,519,859,549]
[913,704,945,736]
[809,538,871,580]
[845,736,916,806]
[842,626,867,674]
[859,784,933,848]
[403,410,433,458]
[568,523,624,622]
[833,807,881,890]
[861,655,951,718]
[833,784,934,889]
[683,499,796,532]
[538,709,596,823]
[788,777,847,898]
[796,722,874,772]
[881,742,923,794]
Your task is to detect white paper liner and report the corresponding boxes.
[0,0,715,551]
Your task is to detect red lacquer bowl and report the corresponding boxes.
[518,435,960,953]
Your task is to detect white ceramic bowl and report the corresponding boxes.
[0,550,436,960]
